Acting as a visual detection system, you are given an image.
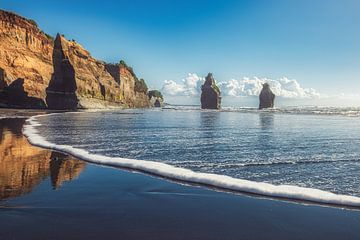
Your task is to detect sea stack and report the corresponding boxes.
[259,83,275,109]
[154,99,161,107]
[201,73,221,109]
[148,90,163,107]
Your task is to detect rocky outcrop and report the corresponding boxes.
[0,9,150,109]
[201,73,221,109]
[148,90,163,107]
[259,83,275,109]
[154,99,161,107]
[0,118,85,199]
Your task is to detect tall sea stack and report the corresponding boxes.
[259,83,275,109]
[201,73,221,109]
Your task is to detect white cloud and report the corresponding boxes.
[162,74,321,99]
[162,73,204,96]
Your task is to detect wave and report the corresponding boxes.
[23,113,360,208]
[172,158,359,169]
[163,105,360,117]
[237,159,360,167]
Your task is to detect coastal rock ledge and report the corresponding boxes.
[0,9,152,109]
[201,73,221,109]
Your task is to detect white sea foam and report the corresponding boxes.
[160,105,360,117]
[23,113,360,207]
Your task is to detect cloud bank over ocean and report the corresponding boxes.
[162,73,320,99]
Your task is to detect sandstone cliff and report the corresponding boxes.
[201,73,221,109]
[105,62,150,108]
[0,10,53,108]
[46,34,124,109]
[0,9,150,109]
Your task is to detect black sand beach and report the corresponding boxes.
[1,112,360,240]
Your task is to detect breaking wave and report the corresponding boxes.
[161,105,360,117]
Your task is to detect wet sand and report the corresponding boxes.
[0,112,360,240]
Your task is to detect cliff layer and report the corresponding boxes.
[0,9,150,109]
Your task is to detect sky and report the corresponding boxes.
[2,0,360,106]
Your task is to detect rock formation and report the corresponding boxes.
[46,34,124,109]
[0,10,53,108]
[0,9,150,109]
[154,99,161,107]
[259,83,275,109]
[148,90,163,107]
[201,73,221,109]
[105,62,150,108]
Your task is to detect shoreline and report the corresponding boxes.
[1,110,360,239]
[23,110,360,209]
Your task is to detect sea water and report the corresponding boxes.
[24,107,360,205]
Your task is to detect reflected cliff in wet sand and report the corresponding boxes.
[0,118,85,200]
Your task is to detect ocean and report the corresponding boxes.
[24,106,360,206]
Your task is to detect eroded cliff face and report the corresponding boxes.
[106,63,150,108]
[46,34,125,109]
[0,118,86,199]
[0,9,150,109]
[0,10,53,107]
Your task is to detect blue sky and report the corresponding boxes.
[2,0,360,99]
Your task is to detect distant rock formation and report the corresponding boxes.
[259,83,275,109]
[148,90,163,107]
[0,9,150,109]
[154,99,161,107]
[201,73,221,109]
